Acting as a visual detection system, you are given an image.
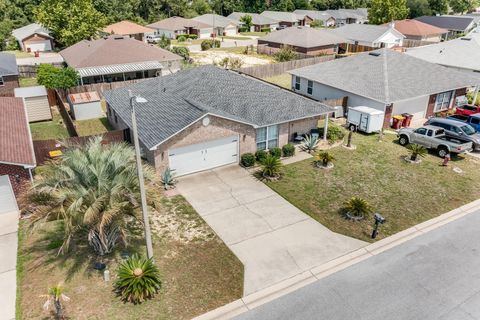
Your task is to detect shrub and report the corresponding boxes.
[201,39,220,51]
[260,27,271,32]
[176,35,187,42]
[274,46,297,62]
[315,151,334,167]
[319,123,345,142]
[170,46,190,60]
[40,283,70,319]
[37,64,79,89]
[115,254,162,304]
[188,34,198,40]
[269,147,282,159]
[261,155,282,178]
[161,167,177,189]
[407,144,427,161]
[241,153,256,167]
[310,19,324,28]
[238,27,249,32]
[282,144,295,157]
[343,197,371,220]
[255,150,268,162]
[300,134,319,154]
[158,34,171,49]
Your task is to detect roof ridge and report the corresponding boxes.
[382,49,390,104]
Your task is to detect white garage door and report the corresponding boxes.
[169,135,239,176]
[26,41,52,52]
[224,26,237,36]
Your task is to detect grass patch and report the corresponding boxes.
[209,46,274,61]
[265,133,480,242]
[4,50,33,58]
[171,39,204,46]
[240,32,267,37]
[75,117,112,136]
[19,77,38,87]
[221,35,251,40]
[30,111,69,140]
[263,73,291,89]
[18,194,243,319]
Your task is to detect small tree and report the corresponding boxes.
[37,64,79,89]
[40,283,70,320]
[170,46,190,60]
[407,144,427,161]
[158,34,171,49]
[310,19,324,28]
[240,14,253,32]
[274,46,298,62]
[343,197,372,220]
[315,151,335,167]
[261,154,282,179]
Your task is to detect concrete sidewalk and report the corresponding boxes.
[177,165,366,295]
[0,176,19,320]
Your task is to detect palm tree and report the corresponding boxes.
[407,144,427,161]
[261,154,282,179]
[40,283,70,320]
[315,151,335,167]
[25,137,156,256]
[343,197,372,220]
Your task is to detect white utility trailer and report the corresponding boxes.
[347,106,384,133]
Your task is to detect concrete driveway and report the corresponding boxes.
[177,165,366,295]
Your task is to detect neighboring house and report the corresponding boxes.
[14,86,52,122]
[227,12,280,32]
[260,11,309,29]
[0,53,19,97]
[103,65,334,176]
[11,23,53,52]
[330,24,404,52]
[0,97,36,196]
[147,16,213,39]
[327,8,368,27]
[67,91,103,120]
[389,19,447,46]
[102,20,154,42]
[257,26,347,56]
[293,10,336,27]
[60,35,182,85]
[192,14,238,36]
[289,48,480,128]
[406,31,480,73]
[414,16,475,39]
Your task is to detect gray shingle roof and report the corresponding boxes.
[293,10,334,22]
[192,14,238,28]
[0,53,18,76]
[329,24,403,44]
[11,23,51,42]
[228,12,278,26]
[259,26,347,48]
[104,65,333,149]
[406,31,480,72]
[260,11,300,23]
[289,48,480,104]
[415,16,474,32]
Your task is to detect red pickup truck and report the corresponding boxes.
[455,104,480,116]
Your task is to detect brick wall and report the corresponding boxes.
[0,75,20,97]
[426,94,437,118]
[0,163,30,197]
[289,116,323,138]
[383,104,393,128]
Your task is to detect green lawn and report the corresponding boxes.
[240,31,268,37]
[221,35,251,40]
[265,132,480,242]
[171,39,204,46]
[19,77,38,87]
[29,112,69,140]
[263,73,291,89]
[3,50,33,58]
[17,194,243,320]
[75,117,112,136]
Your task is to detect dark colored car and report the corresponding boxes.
[425,117,480,151]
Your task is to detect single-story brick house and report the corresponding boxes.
[12,23,53,52]
[102,20,154,42]
[289,48,480,128]
[227,12,280,32]
[0,97,36,196]
[147,16,213,39]
[293,10,336,27]
[258,26,347,56]
[192,14,238,37]
[387,19,447,45]
[104,65,334,176]
[60,35,182,85]
[414,15,475,39]
[260,11,310,29]
[0,53,19,97]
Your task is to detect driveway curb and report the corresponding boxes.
[192,199,480,320]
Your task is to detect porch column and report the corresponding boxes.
[323,114,329,141]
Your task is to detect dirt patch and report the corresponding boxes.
[191,50,271,68]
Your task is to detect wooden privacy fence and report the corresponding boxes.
[53,89,78,137]
[62,79,148,100]
[237,55,335,79]
[256,44,316,59]
[17,63,63,77]
[32,130,128,165]
[401,39,438,48]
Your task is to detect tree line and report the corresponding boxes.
[0,0,478,50]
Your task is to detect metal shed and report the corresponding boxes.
[67,91,103,120]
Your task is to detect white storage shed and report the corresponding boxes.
[68,91,103,120]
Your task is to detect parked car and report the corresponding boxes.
[455,104,480,116]
[398,125,473,157]
[447,114,480,132]
[146,34,161,43]
[426,117,480,151]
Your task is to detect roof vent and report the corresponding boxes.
[460,37,471,41]
[368,52,381,57]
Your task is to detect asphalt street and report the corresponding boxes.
[235,209,480,320]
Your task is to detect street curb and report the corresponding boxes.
[192,199,480,320]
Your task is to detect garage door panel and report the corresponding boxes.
[169,135,238,176]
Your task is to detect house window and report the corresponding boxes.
[0,76,4,86]
[256,125,279,150]
[307,80,313,95]
[435,91,452,111]
[295,76,301,90]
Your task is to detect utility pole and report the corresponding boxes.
[129,90,154,259]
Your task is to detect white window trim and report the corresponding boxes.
[256,125,279,151]
[435,91,453,112]
[294,76,301,90]
[307,80,313,95]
